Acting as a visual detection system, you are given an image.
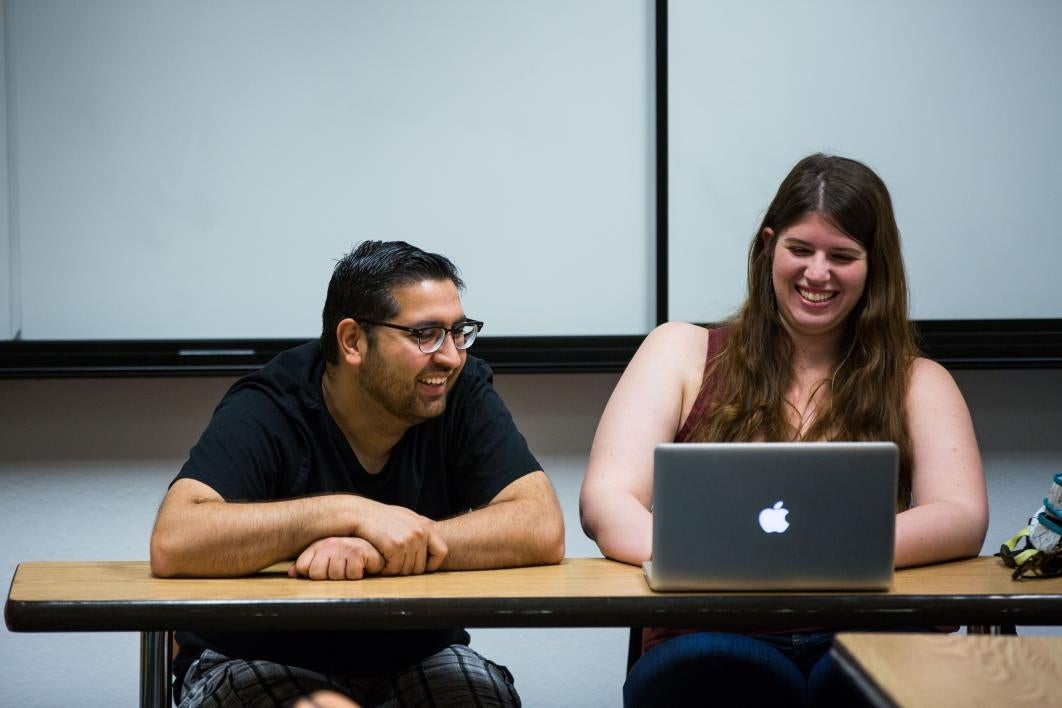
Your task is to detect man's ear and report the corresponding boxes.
[335,318,366,366]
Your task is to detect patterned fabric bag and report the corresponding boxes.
[997,473,1062,579]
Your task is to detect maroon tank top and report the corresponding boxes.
[674,327,730,444]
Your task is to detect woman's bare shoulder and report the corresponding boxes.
[632,322,711,398]
[647,320,710,341]
[907,356,954,388]
[640,321,710,366]
[905,356,967,411]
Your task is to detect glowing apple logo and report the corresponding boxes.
[758,501,790,534]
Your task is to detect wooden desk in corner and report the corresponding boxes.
[832,632,1062,707]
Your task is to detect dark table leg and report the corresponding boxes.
[140,630,173,707]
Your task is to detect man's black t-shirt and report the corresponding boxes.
[171,341,541,687]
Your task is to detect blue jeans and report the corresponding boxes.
[623,631,869,708]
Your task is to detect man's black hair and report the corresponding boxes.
[320,241,465,364]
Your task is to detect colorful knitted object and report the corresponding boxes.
[998,473,1062,579]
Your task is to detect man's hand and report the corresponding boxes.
[288,537,385,580]
[351,500,449,575]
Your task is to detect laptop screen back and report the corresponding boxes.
[647,442,898,591]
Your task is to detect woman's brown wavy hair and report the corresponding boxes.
[686,154,920,509]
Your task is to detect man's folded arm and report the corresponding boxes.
[149,478,357,577]
[149,478,446,578]
[435,470,565,570]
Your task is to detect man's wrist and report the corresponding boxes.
[336,493,372,538]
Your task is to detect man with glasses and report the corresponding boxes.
[150,240,564,707]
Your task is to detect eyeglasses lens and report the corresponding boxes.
[456,324,477,349]
[417,324,478,354]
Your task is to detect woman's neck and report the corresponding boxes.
[783,331,846,439]
[789,334,842,380]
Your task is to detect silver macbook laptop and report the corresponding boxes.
[644,442,897,591]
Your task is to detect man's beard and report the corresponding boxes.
[358,350,447,425]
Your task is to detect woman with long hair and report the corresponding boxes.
[580,154,988,706]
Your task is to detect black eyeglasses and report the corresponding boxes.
[357,318,484,354]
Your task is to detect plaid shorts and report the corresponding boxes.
[178,644,520,708]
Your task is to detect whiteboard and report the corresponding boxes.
[5,1,653,340]
[669,0,1062,324]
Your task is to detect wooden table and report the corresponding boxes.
[7,556,1062,707]
[832,633,1062,707]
